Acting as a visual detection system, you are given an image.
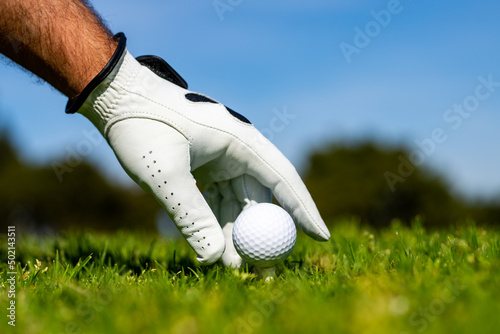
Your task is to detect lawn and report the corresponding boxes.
[1,219,500,334]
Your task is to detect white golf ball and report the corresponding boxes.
[232,203,297,267]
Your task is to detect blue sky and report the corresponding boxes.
[1,0,500,199]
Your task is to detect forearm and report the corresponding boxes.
[0,0,117,98]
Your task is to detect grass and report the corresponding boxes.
[1,219,500,334]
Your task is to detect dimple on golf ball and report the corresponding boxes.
[232,203,297,267]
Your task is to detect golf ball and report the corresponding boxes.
[232,203,297,267]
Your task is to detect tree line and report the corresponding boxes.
[1,134,499,232]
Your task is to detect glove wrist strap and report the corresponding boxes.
[65,32,127,114]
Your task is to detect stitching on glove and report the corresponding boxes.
[104,113,193,143]
[98,56,143,136]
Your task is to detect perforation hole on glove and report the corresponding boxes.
[144,150,173,202]
[140,150,213,250]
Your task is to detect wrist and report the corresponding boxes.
[66,32,127,114]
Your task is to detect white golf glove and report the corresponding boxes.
[67,33,330,266]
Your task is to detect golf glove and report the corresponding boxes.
[66,33,330,266]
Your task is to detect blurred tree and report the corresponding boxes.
[302,142,474,227]
[0,133,160,232]
[465,199,500,225]
[2,132,499,232]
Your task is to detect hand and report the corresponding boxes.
[67,34,330,265]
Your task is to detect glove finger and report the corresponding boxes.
[240,131,330,241]
[107,119,225,264]
[217,175,272,268]
[204,183,221,222]
[217,181,243,268]
[231,174,272,209]
[203,182,241,267]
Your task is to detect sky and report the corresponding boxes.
[1,0,500,200]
